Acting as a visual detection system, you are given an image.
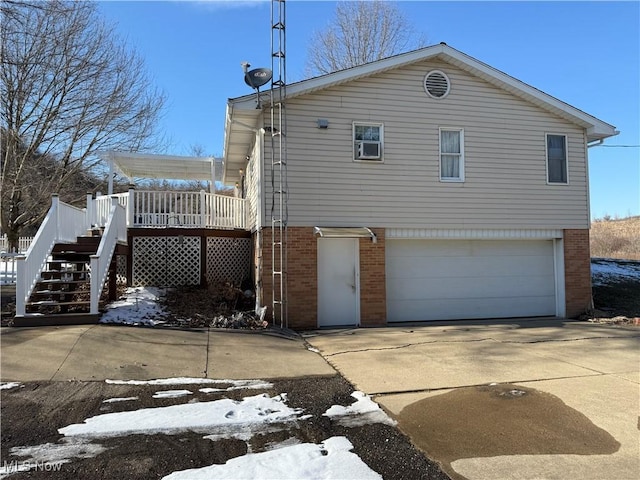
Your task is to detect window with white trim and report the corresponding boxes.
[546,134,568,184]
[353,122,383,161]
[439,128,464,181]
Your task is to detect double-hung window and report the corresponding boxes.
[439,128,464,181]
[546,134,568,184]
[353,122,383,161]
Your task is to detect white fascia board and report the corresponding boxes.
[227,43,617,140]
[442,48,617,140]
[223,103,261,185]
[228,44,448,111]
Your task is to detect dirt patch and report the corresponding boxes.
[1,376,450,480]
[591,279,640,321]
[396,383,620,480]
[160,284,267,330]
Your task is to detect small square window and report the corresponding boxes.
[440,128,464,181]
[353,122,383,161]
[546,134,568,184]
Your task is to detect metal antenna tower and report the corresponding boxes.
[270,0,288,328]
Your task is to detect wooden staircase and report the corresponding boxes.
[14,232,126,326]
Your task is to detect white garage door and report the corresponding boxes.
[386,239,556,322]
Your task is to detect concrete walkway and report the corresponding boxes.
[304,319,640,480]
[0,324,335,382]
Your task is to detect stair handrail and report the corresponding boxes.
[90,197,126,314]
[15,195,88,316]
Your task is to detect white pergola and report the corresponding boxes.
[99,151,225,194]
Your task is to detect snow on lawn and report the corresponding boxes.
[0,382,23,390]
[59,393,304,438]
[323,391,397,427]
[99,287,168,326]
[162,436,382,480]
[591,259,640,286]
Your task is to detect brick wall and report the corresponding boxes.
[259,226,388,329]
[564,229,592,318]
[359,228,386,326]
[261,227,318,330]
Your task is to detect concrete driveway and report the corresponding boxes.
[0,324,335,381]
[2,320,638,480]
[304,319,640,480]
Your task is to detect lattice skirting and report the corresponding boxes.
[130,236,251,287]
[132,236,201,287]
[206,237,251,285]
[116,255,127,286]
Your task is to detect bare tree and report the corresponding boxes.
[305,1,427,76]
[1,0,165,250]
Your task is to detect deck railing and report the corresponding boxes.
[90,198,126,314]
[15,196,88,316]
[90,190,246,230]
[0,235,34,253]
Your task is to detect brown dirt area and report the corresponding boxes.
[1,375,449,480]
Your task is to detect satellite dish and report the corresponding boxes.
[244,68,272,89]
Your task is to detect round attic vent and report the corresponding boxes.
[424,70,450,99]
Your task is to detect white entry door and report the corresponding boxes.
[317,238,359,327]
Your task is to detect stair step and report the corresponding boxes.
[42,270,90,275]
[33,290,87,296]
[27,300,91,307]
[36,279,89,284]
[12,313,102,326]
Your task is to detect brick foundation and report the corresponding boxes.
[260,227,318,330]
[359,229,386,326]
[564,229,592,318]
[258,226,387,329]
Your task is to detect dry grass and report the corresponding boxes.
[590,216,640,260]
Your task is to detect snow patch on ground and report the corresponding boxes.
[102,397,139,403]
[105,377,271,388]
[199,380,273,393]
[5,379,393,479]
[0,382,22,390]
[323,391,397,427]
[153,390,192,399]
[161,436,382,480]
[591,259,640,286]
[59,393,304,438]
[9,439,107,464]
[203,424,291,443]
[99,287,168,326]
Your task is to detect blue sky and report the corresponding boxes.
[99,1,639,219]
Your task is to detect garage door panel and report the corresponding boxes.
[388,295,557,322]
[387,255,554,279]
[386,239,557,322]
[390,274,555,301]
[387,240,552,258]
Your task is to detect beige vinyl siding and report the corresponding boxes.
[261,59,589,229]
[245,132,262,231]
